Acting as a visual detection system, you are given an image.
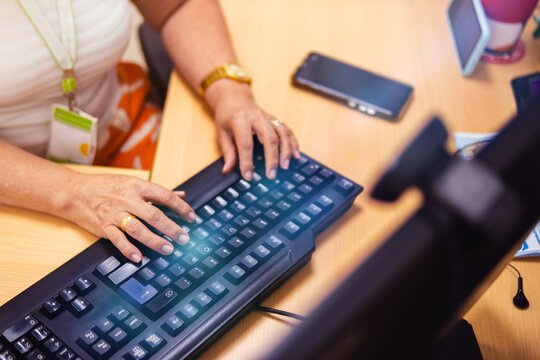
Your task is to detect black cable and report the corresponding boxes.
[507,263,522,278]
[255,305,306,321]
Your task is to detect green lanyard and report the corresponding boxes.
[17,0,78,108]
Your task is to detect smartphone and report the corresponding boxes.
[446,0,491,76]
[292,52,413,121]
[511,72,540,114]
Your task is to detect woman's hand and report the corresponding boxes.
[64,173,195,262]
[205,81,300,181]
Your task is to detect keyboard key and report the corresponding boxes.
[119,278,158,305]
[142,333,166,354]
[253,183,269,195]
[236,179,251,191]
[110,306,131,322]
[95,256,121,276]
[43,337,63,353]
[317,195,334,208]
[295,212,312,225]
[252,172,262,182]
[335,178,354,194]
[223,187,240,200]
[245,207,262,218]
[14,337,32,354]
[209,234,226,245]
[150,257,169,272]
[239,227,257,239]
[292,155,309,169]
[73,276,95,294]
[291,173,306,183]
[218,209,234,222]
[233,215,250,227]
[253,218,269,230]
[281,181,295,192]
[41,299,62,319]
[305,203,322,217]
[93,318,114,335]
[266,235,284,250]
[224,265,246,285]
[241,192,257,204]
[2,314,38,342]
[253,245,271,259]
[318,167,334,179]
[124,315,146,334]
[70,297,92,317]
[174,277,192,291]
[188,267,206,280]
[182,254,199,267]
[202,256,219,269]
[0,350,15,360]
[298,183,314,194]
[59,287,77,302]
[212,196,228,209]
[264,209,280,220]
[276,200,292,212]
[168,248,184,261]
[90,339,111,359]
[154,274,173,288]
[137,267,156,282]
[221,224,238,236]
[199,204,215,217]
[257,198,273,209]
[77,330,98,350]
[125,345,148,360]
[192,293,212,309]
[287,192,302,203]
[196,244,213,256]
[215,246,233,259]
[206,218,223,231]
[241,255,258,269]
[207,281,228,297]
[26,349,46,360]
[168,263,186,278]
[179,304,199,319]
[194,227,210,239]
[31,325,49,342]
[107,327,128,347]
[56,347,76,360]
[301,163,320,176]
[161,315,184,336]
[309,175,324,187]
[268,189,284,201]
[228,236,244,248]
[145,288,178,316]
[281,221,301,238]
[230,200,246,212]
[108,257,150,285]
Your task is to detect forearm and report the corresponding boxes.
[159,0,252,110]
[0,141,76,219]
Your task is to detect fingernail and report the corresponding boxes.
[268,168,277,179]
[294,150,301,159]
[188,212,196,222]
[283,159,290,170]
[244,170,253,181]
[130,253,141,263]
[161,243,174,254]
[177,233,189,245]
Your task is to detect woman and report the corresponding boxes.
[0,0,299,263]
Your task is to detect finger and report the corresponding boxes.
[290,129,301,159]
[274,124,292,170]
[141,183,196,223]
[231,119,254,180]
[104,225,142,263]
[253,119,279,179]
[174,190,186,198]
[122,214,175,255]
[218,129,237,174]
[131,202,190,246]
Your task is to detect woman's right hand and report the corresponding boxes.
[63,173,195,262]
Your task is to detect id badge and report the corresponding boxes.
[47,104,98,165]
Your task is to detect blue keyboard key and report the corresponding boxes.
[119,278,158,305]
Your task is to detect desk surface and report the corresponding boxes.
[1,1,539,359]
[152,0,540,359]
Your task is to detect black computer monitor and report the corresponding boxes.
[263,96,540,360]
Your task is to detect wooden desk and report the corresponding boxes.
[0,165,150,306]
[152,0,540,359]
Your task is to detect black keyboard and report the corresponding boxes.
[0,145,362,360]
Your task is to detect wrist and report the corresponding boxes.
[53,169,83,222]
[204,79,254,112]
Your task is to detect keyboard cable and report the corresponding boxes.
[255,305,306,321]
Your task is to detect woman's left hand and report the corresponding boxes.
[205,81,300,181]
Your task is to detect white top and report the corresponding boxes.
[0,0,131,156]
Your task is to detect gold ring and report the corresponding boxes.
[270,118,284,129]
[120,215,135,232]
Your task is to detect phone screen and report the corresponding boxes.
[293,53,413,119]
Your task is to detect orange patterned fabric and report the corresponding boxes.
[93,62,162,170]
